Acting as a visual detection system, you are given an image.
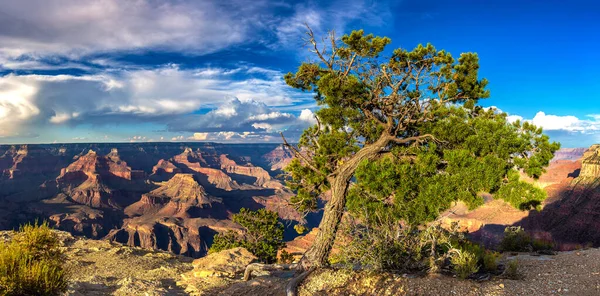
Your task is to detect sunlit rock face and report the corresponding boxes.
[577,145,600,182]
[171,148,238,191]
[56,150,147,209]
[261,145,293,171]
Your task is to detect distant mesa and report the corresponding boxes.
[126,173,218,217]
[56,149,148,209]
[171,148,238,191]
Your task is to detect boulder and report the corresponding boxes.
[189,247,257,278]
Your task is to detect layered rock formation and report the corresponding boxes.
[219,154,280,188]
[56,150,146,209]
[262,145,293,171]
[125,174,216,217]
[0,142,306,258]
[576,144,600,182]
[551,147,587,162]
[172,148,238,191]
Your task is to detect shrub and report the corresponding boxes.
[337,218,469,273]
[482,250,501,272]
[502,259,522,280]
[500,226,553,252]
[449,249,479,279]
[209,208,285,263]
[500,226,531,252]
[0,221,69,296]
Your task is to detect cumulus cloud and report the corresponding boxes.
[168,98,313,134]
[0,0,252,59]
[506,111,600,133]
[0,0,394,143]
[0,65,312,136]
[530,112,590,132]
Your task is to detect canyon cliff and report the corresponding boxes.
[0,142,297,258]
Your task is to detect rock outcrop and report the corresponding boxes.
[219,154,276,187]
[576,144,600,182]
[126,174,216,217]
[105,217,209,258]
[56,150,144,209]
[172,149,238,191]
[262,145,293,171]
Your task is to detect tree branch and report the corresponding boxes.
[389,134,439,145]
[280,132,323,176]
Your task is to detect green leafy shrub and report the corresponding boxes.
[209,208,285,263]
[482,250,501,272]
[0,221,69,296]
[495,171,546,210]
[500,226,531,252]
[449,249,479,279]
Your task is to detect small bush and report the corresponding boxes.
[500,226,554,252]
[531,239,553,251]
[482,250,500,272]
[0,221,69,296]
[294,224,308,235]
[450,249,479,279]
[209,208,285,263]
[500,226,531,252]
[502,259,521,279]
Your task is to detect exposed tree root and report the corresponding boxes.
[242,263,315,296]
[285,267,315,296]
[243,263,297,281]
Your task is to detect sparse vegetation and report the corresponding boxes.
[449,249,479,279]
[0,221,69,296]
[500,226,553,252]
[209,208,285,263]
[482,250,501,272]
[502,259,522,280]
[293,224,308,235]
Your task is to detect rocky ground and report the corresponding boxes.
[4,230,600,295]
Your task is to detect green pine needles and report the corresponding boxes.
[209,208,285,264]
[281,27,559,268]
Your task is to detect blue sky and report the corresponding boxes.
[0,0,598,147]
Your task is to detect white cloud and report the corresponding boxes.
[0,0,251,59]
[298,109,317,124]
[505,111,600,133]
[252,122,274,132]
[189,133,209,141]
[248,112,293,121]
[531,112,584,131]
[0,66,311,136]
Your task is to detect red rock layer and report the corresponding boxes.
[126,174,215,217]
[219,154,276,187]
[172,149,237,190]
[262,145,293,171]
[56,150,141,208]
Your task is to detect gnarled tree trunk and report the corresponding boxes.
[298,135,391,270]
